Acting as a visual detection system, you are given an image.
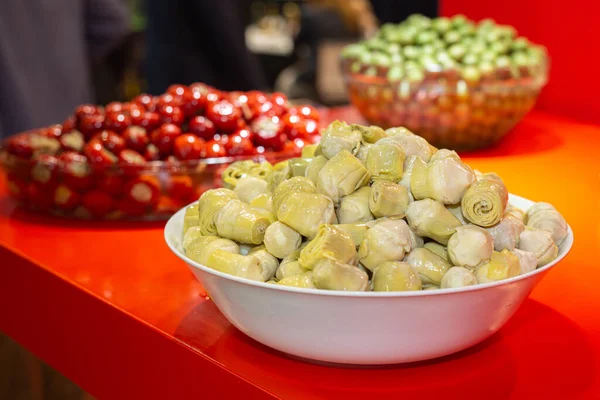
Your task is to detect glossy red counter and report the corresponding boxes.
[0,108,599,399]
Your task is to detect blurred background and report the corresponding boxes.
[0,0,598,398]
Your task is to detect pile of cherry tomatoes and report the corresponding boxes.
[1,84,321,219]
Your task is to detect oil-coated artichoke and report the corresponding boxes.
[512,248,538,274]
[215,199,271,244]
[234,176,268,204]
[316,150,371,203]
[183,204,200,235]
[263,221,302,259]
[288,157,312,177]
[406,199,462,245]
[248,245,280,281]
[461,173,508,227]
[182,226,203,251]
[304,155,328,183]
[475,250,521,284]
[277,272,315,288]
[198,188,238,236]
[398,155,418,201]
[423,242,449,262]
[383,127,432,162]
[276,192,337,238]
[185,236,240,266]
[368,180,410,218]
[299,224,357,269]
[440,266,478,289]
[518,227,558,267]
[334,223,369,247]
[249,193,273,212]
[447,225,494,268]
[312,258,369,291]
[338,187,374,224]
[318,120,362,159]
[365,141,405,181]
[411,149,476,204]
[205,250,264,281]
[526,202,568,245]
[355,124,388,143]
[486,213,524,251]
[404,248,451,285]
[358,218,415,271]
[372,261,423,292]
[272,176,316,215]
[267,160,292,192]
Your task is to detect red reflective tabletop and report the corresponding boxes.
[0,108,599,399]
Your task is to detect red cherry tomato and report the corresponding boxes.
[105,102,124,114]
[132,93,154,110]
[97,175,125,196]
[82,190,116,218]
[205,99,241,132]
[182,89,205,117]
[282,114,319,140]
[122,126,150,153]
[62,115,77,133]
[59,152,93,191]
[78,113,105,139]
[91,130,126,154]
[104,112,132,133]
[53,184,81,211]
[30,155,60,190]
[229,91,249,108]
[188,116,216,140]
[118,149,148,176]
[151,123,181,155]
[204,140,227,158]
[83,139,118,167]
[5,133,34,159]
[252,116,286,151]
[75,104,101,121]
[156,196,183,214]
[27,182,55,211]
[224,134,255,156]
[288,105,320,122]
[271,92,288,108]
[131,111,161,131]
[40,124,63,139]
[59,130,85,152]
[143,144,160,161]
[169,176,195,202]
[158,104,184,125]
[123,176,161,211]
[121,102,144,116]
[173,134,205,160]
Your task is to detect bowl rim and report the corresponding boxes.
[164,193,573,298]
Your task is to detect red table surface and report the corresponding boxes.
[0,108,599,400]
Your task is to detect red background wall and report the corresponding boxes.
[441,0,600,124]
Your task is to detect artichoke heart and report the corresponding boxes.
[299,224,357,269]
[338,187,374,224]
[505,204,526,222]
[369,180,410,218]
[318,120,362,159]
[405,247,451,285]
[288,157,312,177]
[183,204,200,235]
[185,236,240,266]
[513,248,538,274]
[263,221,302,259]
[372,261,423,292]
[275,260,307,281]
[214,199,271,244]
[198,188,238,236]
[304,155,328,183]
[354,124,388,143]
[406,199,462,245]
[440,266,478,289]
[302,144,319,158]
[382,127,432,162]
[267,160,292,192]
[234,176,268,204]
[475,250,521,284]
[249,193,273,212]
[525,202,568,245]
[272,176,316,215]
[518,227,558,267]
[277,272,315,288]
[365,141,405,182]
[334,223,369,247]
[461,173,508,227]
[276,192,337,238]
[423,242,450,262]
[398,155,419,200]
[358,218,415,271]
[221,160,272,189]
[205,250,264,281]
[248,245,280,281]
[411,149,476,204]
[447,225,494,268]
[182,226,203,251]
[486,213,524,251]
[312,258,369,291]
[316,149,371,203]
[355,141,372,164]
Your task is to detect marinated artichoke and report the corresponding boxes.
[338,186,374,223]
[518,227,558,267]
[318,120,362,159]
[526,202,568,245]
[406,199,462,245]
[404,248,451,285]
[299,224,357,269]
[369,180,410,218]
[215,199,271,244]
[316,149,371,203]
[234,176,268,204]
[183,204,199,235]
[358,218,415,271]
[263,221,302,259]
[372,261,423,292]
[447,225,494,268]
[461,173,508,227]
[486,213,524,251]
[312,258,369,291]
[198,188,238,236]
[475,250,521,284]
[365,141,405,182]
[276,192,337,238]
[440,266,478,289]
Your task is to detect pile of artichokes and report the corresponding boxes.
[180,121,568,292]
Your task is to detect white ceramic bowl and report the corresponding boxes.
[164,194,573,365]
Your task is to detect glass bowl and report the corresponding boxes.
[0,131,299,221]
[342,58,549,151]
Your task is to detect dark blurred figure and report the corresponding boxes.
[369,0,438,23]
[0,0,131,138]
[144,0,269,94]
